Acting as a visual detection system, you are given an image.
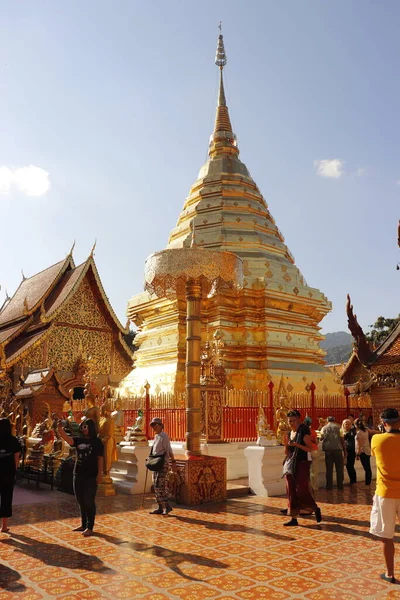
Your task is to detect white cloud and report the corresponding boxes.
[0,165,50,197]
[314,159,344,179]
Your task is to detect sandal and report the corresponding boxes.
[380,573,396,584]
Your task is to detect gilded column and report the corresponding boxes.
[185,278,202,456]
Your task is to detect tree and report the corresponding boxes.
[366,315,400,345]
[123,329,137,351]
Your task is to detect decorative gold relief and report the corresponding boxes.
[47,327,112,372]
[57,277,110,330]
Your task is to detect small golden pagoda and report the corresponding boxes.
[122,32,340,395]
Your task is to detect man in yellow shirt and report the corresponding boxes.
[370,408,400,584]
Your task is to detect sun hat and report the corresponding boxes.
[149,417,163,426]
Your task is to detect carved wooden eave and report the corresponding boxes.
[15,367,68,400]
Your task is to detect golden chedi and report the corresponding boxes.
[122,32,340,396]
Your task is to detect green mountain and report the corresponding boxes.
[321,331,353,365]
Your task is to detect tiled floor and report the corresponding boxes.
[1,483,399,599]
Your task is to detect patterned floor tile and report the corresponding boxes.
[206,574,254,591]
[236,587,292,599]
[102,581,153,598]
[2,484,397,599]
[168,583,220,599]
[267,575,321,593]
[304,588,363,600]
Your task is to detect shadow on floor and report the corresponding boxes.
[2,533,114,574]
[95,531,229,581]
[0,563,25,592]
[171,513,295,542]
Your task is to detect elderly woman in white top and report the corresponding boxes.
[355,418,372,485]
[149,417,176,515]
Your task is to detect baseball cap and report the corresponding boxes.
[150,417,163,426]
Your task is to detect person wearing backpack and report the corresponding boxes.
[320,416,346,490]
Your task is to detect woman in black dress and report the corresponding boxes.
[57,418,103,536]
[0,418,21,533]
[342,419,357,485]
[283,410,322,526]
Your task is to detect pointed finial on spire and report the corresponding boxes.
[215,22,227,69]
[209,27,238,159]
[90,239,97,257]
[68,239,76,257]
[21,269,26,282]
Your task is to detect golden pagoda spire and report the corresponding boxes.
[209,25,239,159]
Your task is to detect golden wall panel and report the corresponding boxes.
[56,277,110,330]
[14,342,45,370]
[47,326,112,373]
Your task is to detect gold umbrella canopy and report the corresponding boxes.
[144,247,244,299]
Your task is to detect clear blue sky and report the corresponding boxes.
[0,1,399,334]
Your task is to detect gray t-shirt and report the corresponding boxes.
[320,423,343,451]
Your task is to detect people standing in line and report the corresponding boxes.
[282,410,322,527]
[320,416,346,490]
[342,419,357,485]
[355,418,372,486]
[148,417,176,516]
[369,408,400,584]
[0,418,21,533]
[304,416,319,493]
[58,418,103,536]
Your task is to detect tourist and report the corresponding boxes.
[342,419,357,485]
[304,416,319,492]
[282,410,321,526]
[57,418,103,536]
[0,418,21,533]
[355,418,372,485]
[320,416,346,490]
[370,408,400,584]
[148,417,176,516]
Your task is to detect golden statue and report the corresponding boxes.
[8,396,19,436]
[256,406,275,445]
[111,397,124,444]
[98,402,117,477]
[82,385,99,432]
[275,397,290,445]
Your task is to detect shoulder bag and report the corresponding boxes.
[145,448,166,472]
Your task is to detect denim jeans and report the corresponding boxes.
[73,475,97,530]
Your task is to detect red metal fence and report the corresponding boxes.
[68,381,372,444]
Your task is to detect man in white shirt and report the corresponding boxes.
[148,418,176,515]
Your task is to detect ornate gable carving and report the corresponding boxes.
[47,326,112,372]
[15,342,45,370]
[55,277,110,330]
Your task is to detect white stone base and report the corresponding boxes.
[111,443,152,495]
[244,446,377,497]
[202,442,255,480]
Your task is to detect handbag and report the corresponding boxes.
[145,449,166,472]
[282,448,298,477]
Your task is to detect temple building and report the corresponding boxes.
[338,299,400,423]
[122,33,341,395]
[0,249,133,420]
